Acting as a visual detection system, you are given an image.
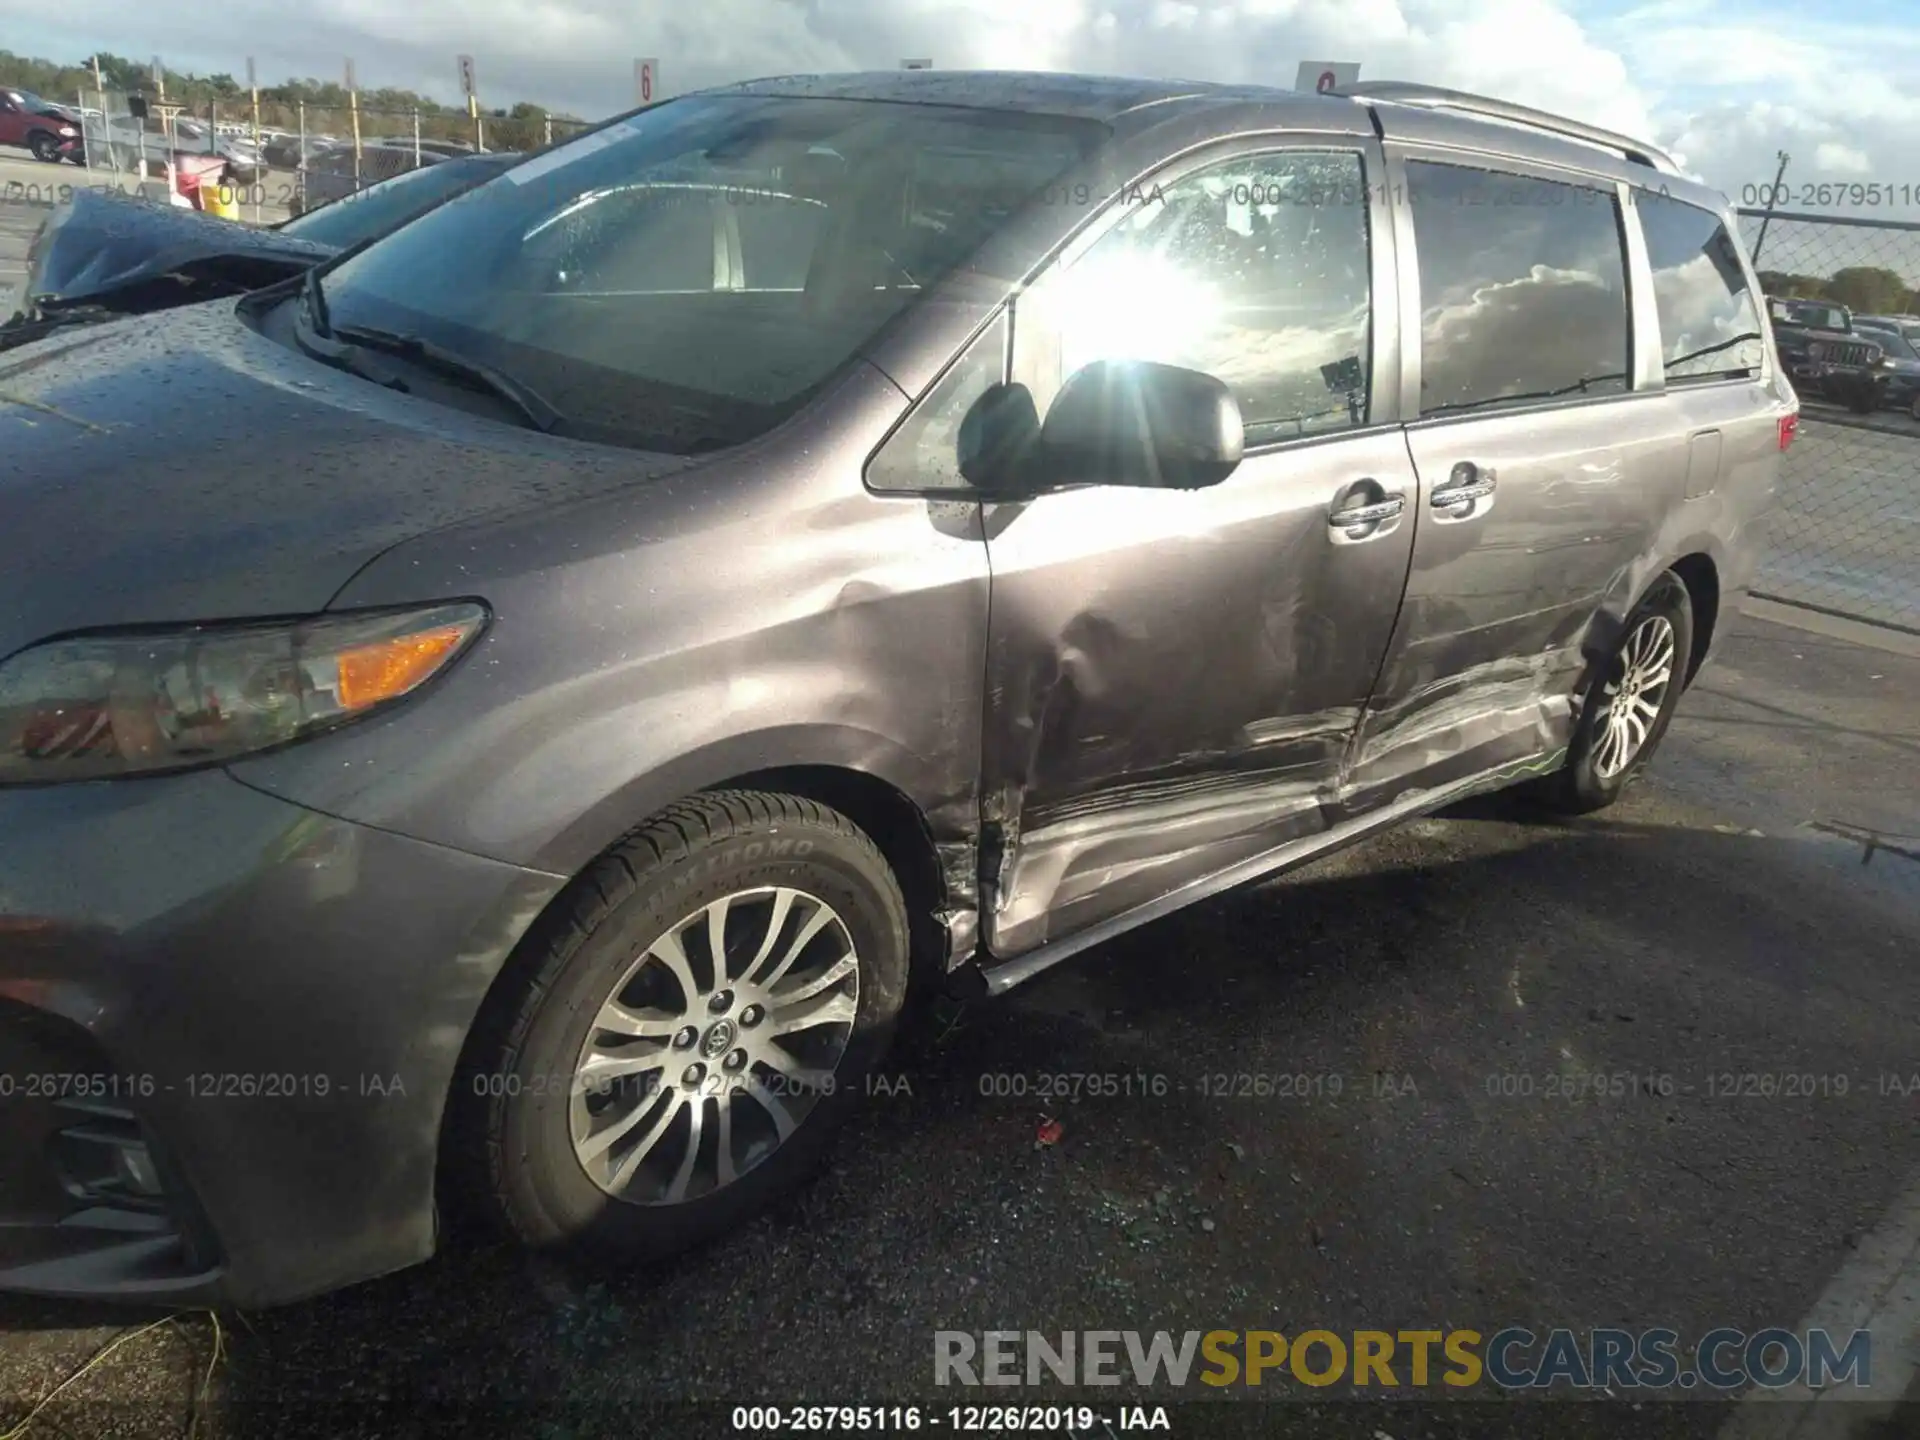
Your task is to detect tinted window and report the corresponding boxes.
[1408,162,1630,417]
[1855,322,1916,359]
[1781,300,1847,332]
[1636,193,1765,382]
[866,312,1008,491]
[319,96,1102,453]
[1050,151,1372,443]
[730,192,828,289]
[280,158,513,249]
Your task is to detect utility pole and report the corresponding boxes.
[1752,150,1790,266]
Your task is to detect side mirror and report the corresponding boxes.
[1037,359,1244,490]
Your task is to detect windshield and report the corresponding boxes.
[1784,302,1846,331]
[315,95,1105,453]
[282,156,516,249]
[1860,324,1918,360]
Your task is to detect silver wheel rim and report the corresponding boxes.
[1592,613,1677,780]
[568,885,859,1205]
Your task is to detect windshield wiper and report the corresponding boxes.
[331,323,563,434]
[1663,332,1765,376]
[1423,372,1628,419]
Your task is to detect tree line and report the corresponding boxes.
[1756,266,1919,317]
[0,48,591,151]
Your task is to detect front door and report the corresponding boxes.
[979,138,1417,958]
[1342,151,1674,811]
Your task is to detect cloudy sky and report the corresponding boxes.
[6,0,1912,222]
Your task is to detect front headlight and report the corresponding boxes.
[58,126,77,137]
[0,602,485,785]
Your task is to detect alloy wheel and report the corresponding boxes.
[1592,614,1677,780]
[568,886,859,1205]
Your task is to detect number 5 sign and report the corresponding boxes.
[636,58,659,104]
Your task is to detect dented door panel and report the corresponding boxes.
[979,428,1417,956]
[1340,398,1688,811]
[973,133,1415,959]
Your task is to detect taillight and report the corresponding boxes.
[1779,413,1799,450]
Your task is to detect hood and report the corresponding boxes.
[18,188,337,315]
[0,302,695,659]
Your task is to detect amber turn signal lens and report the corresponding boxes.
[336,624,474,711]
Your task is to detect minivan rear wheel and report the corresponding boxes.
[453,791,910,1265]
[1535,571,1694,814]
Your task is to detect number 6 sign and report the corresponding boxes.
[1294,61,1361,94]
[636,58,658,104]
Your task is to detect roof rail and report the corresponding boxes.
[1330,81,1681,175]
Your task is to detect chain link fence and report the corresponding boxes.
[1741,207,1920,633]
[64,91,597,222]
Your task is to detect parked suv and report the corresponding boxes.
[0,86,83,163]
[1766,297,1883,412]
[0,73,1792,1307]
[1852,314,1920,412]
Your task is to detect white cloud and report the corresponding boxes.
[14,0,1916,228]
[1813,143,1872,176]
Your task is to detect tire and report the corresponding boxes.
[1534,570,1694,815]
[1849,383,1879,415]
[1910,393,1920,423]
[27,132,60,163]
[451,791,911,1266]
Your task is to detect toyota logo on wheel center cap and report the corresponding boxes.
[701,1020,736,1058]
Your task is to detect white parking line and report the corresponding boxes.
[1718,1168,1920,1438]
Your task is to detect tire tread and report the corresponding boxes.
[447,789,900,1246]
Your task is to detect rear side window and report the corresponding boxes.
[1407,161,1630,417]
[1636,193,1765,383]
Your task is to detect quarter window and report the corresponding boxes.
[1047,150,1374,445]
[1636,192,1765,383]
[1407,161,1630,417]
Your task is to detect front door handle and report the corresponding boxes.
[1329,495,1406,530]
[1430,461,1497,518]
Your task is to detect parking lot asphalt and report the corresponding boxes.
[0,605,1915,1440]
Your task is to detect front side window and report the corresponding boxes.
[1044,150,1373,445]
[1407,161,1630,417]
[313,96,1104,454]
[1637,193,1765,383]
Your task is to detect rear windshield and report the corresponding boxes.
[314,95,1105,453]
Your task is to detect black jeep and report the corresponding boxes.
[1766,297,1884,414]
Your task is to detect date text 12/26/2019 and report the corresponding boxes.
[730,1405,1169,1431]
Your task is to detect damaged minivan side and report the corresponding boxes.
[0,73,1789,1308]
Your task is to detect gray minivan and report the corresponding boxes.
[0,72,1794,1307]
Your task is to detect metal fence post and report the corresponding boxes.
[1751,150,1789,267]
[250,85,261,223]
[297,101,306,212]
[543,114,553,148]
[412,107,421,167]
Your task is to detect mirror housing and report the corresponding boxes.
[1036,359,1244,491]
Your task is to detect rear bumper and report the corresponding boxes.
[0,769,562,1307]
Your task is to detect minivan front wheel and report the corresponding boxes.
[28,132,62,163]
[456,792,910,1264]
[1538,571,1694,814]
